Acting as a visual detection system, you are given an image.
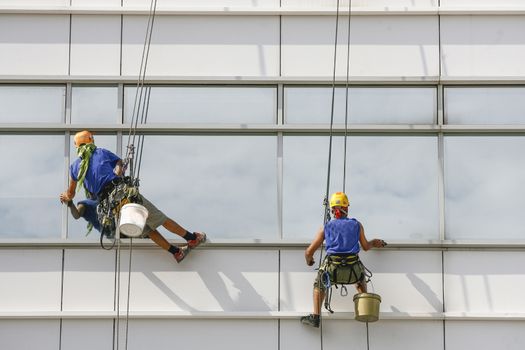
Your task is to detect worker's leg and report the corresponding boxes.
[148,229,170,251]
[148,229,188,263]
[356,280,367,294]
[313,287,325,315]
[162,218,188,237]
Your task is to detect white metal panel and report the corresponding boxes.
[362,251,443,315]
[0,0,68,4]
[280,319,321,350]
[323,320,368,349]
[441,16,525,77]
[124,0,279,6]
[280,249,320,312]
[283,0,437,8]
[0,250,62,311]
[70,15,121,76]
[118,249,279,312]
[123,319,277,350]
[444,251,525,313]
[0,15,69,76]
[0,320,60,350]
[122,15,279,77]
[446,321,525,350]
[370,320,443,350]
[280,250,442,314]
[281,16,439,77]
[441,0,525,6]
[72,0,121,5]
[62,249,116,311]
[61,320,113,350]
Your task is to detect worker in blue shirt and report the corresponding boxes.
[300,192,386,328]
[60,130,206,263]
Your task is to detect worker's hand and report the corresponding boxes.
[59,192,71,204]
[305,252,315,266]
[371,239,387,248]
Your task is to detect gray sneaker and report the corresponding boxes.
[300,314,320,328]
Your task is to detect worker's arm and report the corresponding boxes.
[60,177,77,203]
[358,223,387,251]
[59,193,85,220]
[114,159,124,176]
[304,227,325,266]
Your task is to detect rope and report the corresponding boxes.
[117,1,158,349]
[366,321,370,350]
[342,0,353,194]
[115,228,122,350]
[319,1,341,348]
[125,0,158,180]
[124,238,134,350]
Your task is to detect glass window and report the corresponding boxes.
[124,86,276,124]
[0,134,64,238]
[0,85,65,123]
[285,87,436,124]
[67,135,118,239]
[283,135,439,240]
[128,135,278,239]
[71,86,119,124]
[445,87,525,125]
[444,136,525,240]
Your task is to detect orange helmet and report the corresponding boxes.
[74,130,94,147]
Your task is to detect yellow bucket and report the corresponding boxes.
[353,293,381,323]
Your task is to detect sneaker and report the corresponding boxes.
[188,232,207,249]
[300,314,320,328]
[174,246,189,263]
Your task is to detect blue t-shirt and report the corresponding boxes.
[324,217,361,255]
[70,148,120,196]
[78,199,101,232]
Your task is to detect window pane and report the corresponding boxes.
[130,135,278,238]
[124,86,276,124]
[444,136,525,240]
[283,135,439,240]
[0,135,64,238]
[67,135,118,239]
[285,87,436,124]
[0,85,65,123]
[71,86,119,124]
[445,87,525,125]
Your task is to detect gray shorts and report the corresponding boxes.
[139,195,167,237]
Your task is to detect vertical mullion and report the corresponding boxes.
[117,83,124,157]
[62,83,73,239]
[437,84,445,242]
[277,84,284,240]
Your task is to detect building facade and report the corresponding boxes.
[1,0,525,349]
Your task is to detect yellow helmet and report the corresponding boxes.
[329,192,349,208]
[74,130,94,147]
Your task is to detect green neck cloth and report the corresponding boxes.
[76,143,97,195]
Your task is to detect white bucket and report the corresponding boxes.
[119,203,149,238]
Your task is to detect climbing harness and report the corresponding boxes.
[97,176,142,249]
